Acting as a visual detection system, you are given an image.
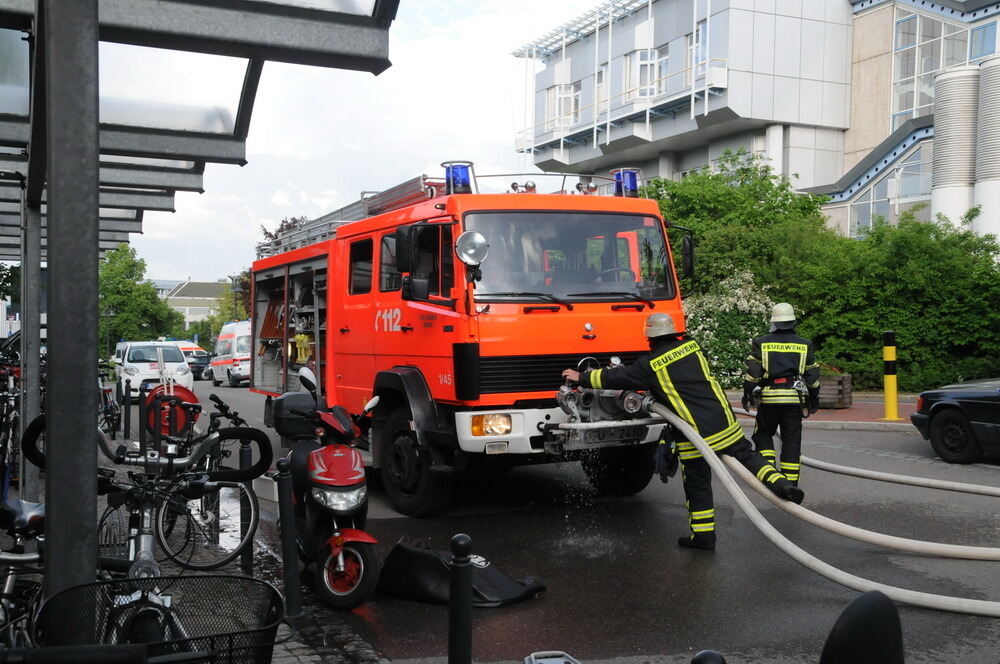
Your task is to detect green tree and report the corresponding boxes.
[643,153,1000,391]
[0,264,19,302]
[644,150,830,296]
[99,244,184,358]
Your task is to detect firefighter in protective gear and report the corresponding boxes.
[562,313,804,551]
[743,303,821,486]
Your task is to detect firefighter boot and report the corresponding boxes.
[778,482,804,504]
[678,534,716,551]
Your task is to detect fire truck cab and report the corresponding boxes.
[252,164,692,516]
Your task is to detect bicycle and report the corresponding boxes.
[99,366,123,440]
[142,393,263,571]
[20,413,278,657]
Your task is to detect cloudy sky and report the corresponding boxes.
[130,1,585,282]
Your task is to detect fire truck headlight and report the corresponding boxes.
[456,231,489,266]
[471,414,512,436]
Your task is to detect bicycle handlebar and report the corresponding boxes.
[22,416,273,482]
[0,551,41,565]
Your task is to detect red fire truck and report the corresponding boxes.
[251,163,693,516]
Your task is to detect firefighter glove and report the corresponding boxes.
[808,386,820,415]
[654,439,679,484]
[741,380,756,413]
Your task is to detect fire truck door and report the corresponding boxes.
[378,223,458,389]
[334,237,376,408]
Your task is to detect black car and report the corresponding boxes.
[911,378,1000,464]
[181,349,211,381]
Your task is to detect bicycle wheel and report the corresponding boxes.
[155,478,258,570]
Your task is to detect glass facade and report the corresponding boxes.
[893,9,998,130]
[848,143,932,237]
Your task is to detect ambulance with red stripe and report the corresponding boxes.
[209,320,252,387]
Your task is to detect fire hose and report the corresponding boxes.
[644,398,1000,617]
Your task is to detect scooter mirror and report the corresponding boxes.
[298,367,318,397]
[362,395,380,414]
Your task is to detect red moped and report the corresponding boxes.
[273,368,380,609]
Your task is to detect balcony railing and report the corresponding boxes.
[517,57,728,153]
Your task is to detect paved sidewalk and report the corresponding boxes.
[725,390,918,431]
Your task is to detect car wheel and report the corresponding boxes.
[228,371,240,388]
[929,409,982,464]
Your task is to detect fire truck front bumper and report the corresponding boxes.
[454,409,666,455]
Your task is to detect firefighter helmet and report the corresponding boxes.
[770,302,797,330]
[644,313,677,338]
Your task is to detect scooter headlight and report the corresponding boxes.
[311,485,367,512]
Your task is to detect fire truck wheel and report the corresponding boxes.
[380,406,452,517]
[581,443,655,496]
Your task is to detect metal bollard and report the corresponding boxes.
[239,438,253,575]
[151,395,163,454]
[138,384,148,454]
[275,458,302,619]
[448,533,473,664]
[123,379,131,440]
[881,330,903,421]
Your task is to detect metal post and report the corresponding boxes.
[18,193,41,503]
[122,379,131,440]
[138,384,148,453]
[239,438,253,575]
[448,533,473,664]
[152,395,162,454]
[43,0,100,597]
[881,330,903,421]
[275,458,302,619]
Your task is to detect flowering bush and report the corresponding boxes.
[683,269,773,388]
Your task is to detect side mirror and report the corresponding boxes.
[298,367,318,399]
[394,226,415,273]
[681,234,695,280]
[400,275,431,301]
[112,357,122,364]
[362,395,380,415]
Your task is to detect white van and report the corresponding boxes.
[113,341,194,403]
[209,320,252,387]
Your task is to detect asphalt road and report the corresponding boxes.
[190,381,1000,664]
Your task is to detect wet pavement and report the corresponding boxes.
[188,384,1000,664]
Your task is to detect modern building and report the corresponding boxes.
[162,279,226,328]
[513,0,1000,238]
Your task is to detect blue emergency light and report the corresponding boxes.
[611,168,641,198]
[442,161,474,194]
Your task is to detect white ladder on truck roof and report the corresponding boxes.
[255,174,446,258]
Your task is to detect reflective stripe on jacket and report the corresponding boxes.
[744,331,820,405]
[581,336,742,460]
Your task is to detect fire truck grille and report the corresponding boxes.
[478,351,647,394]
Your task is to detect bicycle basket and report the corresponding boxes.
[33,575,284,664]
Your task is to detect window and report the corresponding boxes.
[970,22,997,60]
[214,339,232,356]
[893,13,967,127]
[379,234,401,292]
[348,238,373,295]
[625,47,668,99]
[595,63,608,114]
[464,212,676,301]
[545,82,581,130]
[895,16,917,50]
[411,224,453,298]
[686,20,707,84]
[897,144,932,198]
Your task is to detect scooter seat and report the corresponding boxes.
[0,498,45,537]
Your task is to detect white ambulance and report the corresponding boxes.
[208,320,252,387]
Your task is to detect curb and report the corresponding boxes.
[739,421,915,433]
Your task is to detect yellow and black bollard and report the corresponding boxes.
[881,330,903,421]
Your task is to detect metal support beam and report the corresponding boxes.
[0,120,247,165]
[43,0,99,598]
[98,124,246,165]
[98,0,393,73]
[98,165,202,191]
[18,190,41,503]
[0,212,142,232]
[25,4,45,207]
[96,189,174,211]
[0,226,130,241]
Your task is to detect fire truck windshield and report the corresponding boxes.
[464,211,676,302]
